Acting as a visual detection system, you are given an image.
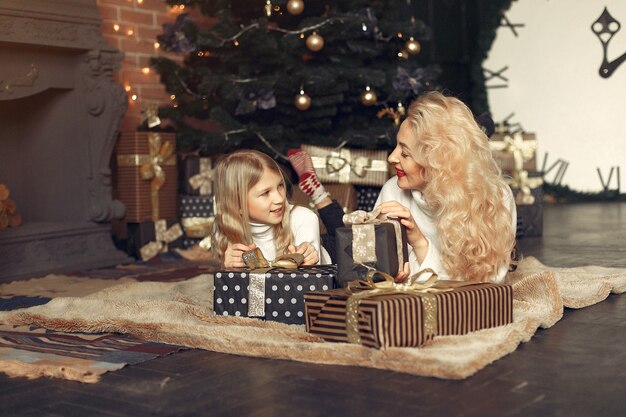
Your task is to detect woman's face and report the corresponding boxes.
[247,167,286,225]
[388,120,426,190]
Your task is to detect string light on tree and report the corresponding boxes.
[360,86,377,106]
[294,89,311,111]
[306,32,324,52]
[405,37,421,55]
[265,0,272,17]
[287,0,304,15]
[397,50,409,60]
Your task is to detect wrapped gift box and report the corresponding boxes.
[180,195,214,218]
[180,156,213,196]
[513,173,543,238]
[335,218,408,286]
[305,282,513,349]
[356,186,381,212]
[490,132,537,176]
[116,132,178,222]
[126,220,183,260]
[213,265,337,325]
[301,145,389,186]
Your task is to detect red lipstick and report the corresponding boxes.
[395,168,406,178]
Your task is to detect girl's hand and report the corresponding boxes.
[376,201,427,250]
[288,242,319,266]
[224,242,257,268]
[395,262,410,283]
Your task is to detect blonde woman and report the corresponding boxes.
[212,149,330,268]
[377,91,516,283]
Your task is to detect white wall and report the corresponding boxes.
[485,0,626,192]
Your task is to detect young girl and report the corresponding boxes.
[212,149,330,268]
[289,91,516,283]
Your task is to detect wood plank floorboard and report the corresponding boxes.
[1,202,625,417]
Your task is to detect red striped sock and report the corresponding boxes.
[288,149,328,205]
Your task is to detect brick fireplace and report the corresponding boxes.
[0,0,131,280]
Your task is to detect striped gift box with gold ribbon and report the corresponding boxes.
[304,282,513,349]
[116,132,178,222]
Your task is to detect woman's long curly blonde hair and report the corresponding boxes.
[407,91,515,282]
[211,150,293,261]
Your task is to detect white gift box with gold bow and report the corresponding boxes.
[302,145,390,186]
[489,132,537,175]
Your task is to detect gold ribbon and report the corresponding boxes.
[241,248,304,317]
[140,103,161,128]
[308,147,387,183]
[188,158,213,195]
[342,207,405,268]
[506,170,543,205]
[139,219,183,261]
[117,133,176,221]
[489,132,536,173]
[344,269,481,345]
[181,216,214,239]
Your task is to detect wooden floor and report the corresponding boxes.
[1,202,626,417]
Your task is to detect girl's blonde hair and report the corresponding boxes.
[406,91,515,282]
[211,149,293,261]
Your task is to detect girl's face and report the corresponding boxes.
[388,120,426,190]
[247,167,286,225]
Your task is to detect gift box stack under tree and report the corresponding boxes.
[213,249,337,325]
[116,132,183,260]
[489,131,543,237]
[178,155,215,249]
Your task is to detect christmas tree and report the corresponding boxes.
[151,0,439,160]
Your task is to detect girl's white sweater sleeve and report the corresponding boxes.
[289,205,331,265]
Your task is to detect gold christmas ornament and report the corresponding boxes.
[360,86,377,106]
[306,32,324,52]
[397,50,409,60]
[286,0,304,15]
[405,37,421,55]
[294,90,311,111]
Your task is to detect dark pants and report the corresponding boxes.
[318,200,345,263]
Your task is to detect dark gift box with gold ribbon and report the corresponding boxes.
[512,171,543,237]
[116,132,177,222]
[126,219,184,261]
[180,156,213,196]
[304,272,513,349]
[301,145,390,186]
[335,209,409,286]
[213,249,337,324]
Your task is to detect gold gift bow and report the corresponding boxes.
[344,269,482,345]
[117,133,176,221]
[139,219,183,261]
[342,207,405,269]
[489,132,536,173]
[242,248,305,317]
[308,147,387,183]
[181,216,214,239]
[506,170,543,205]
[188,158,213,195]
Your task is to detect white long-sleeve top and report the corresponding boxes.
[250,205,331,265]
[375,177,516,283]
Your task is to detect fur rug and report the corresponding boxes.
[1,257,625,381]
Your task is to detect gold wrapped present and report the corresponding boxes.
[116,132,177,222]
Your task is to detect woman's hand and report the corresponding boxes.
[377,201,427,250]
[224,242,257,268]
[395,262,410,283]
[288,242,319,266]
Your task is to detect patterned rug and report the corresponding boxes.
[0,257,213,383]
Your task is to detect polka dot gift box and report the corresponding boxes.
[213,265,337,325]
